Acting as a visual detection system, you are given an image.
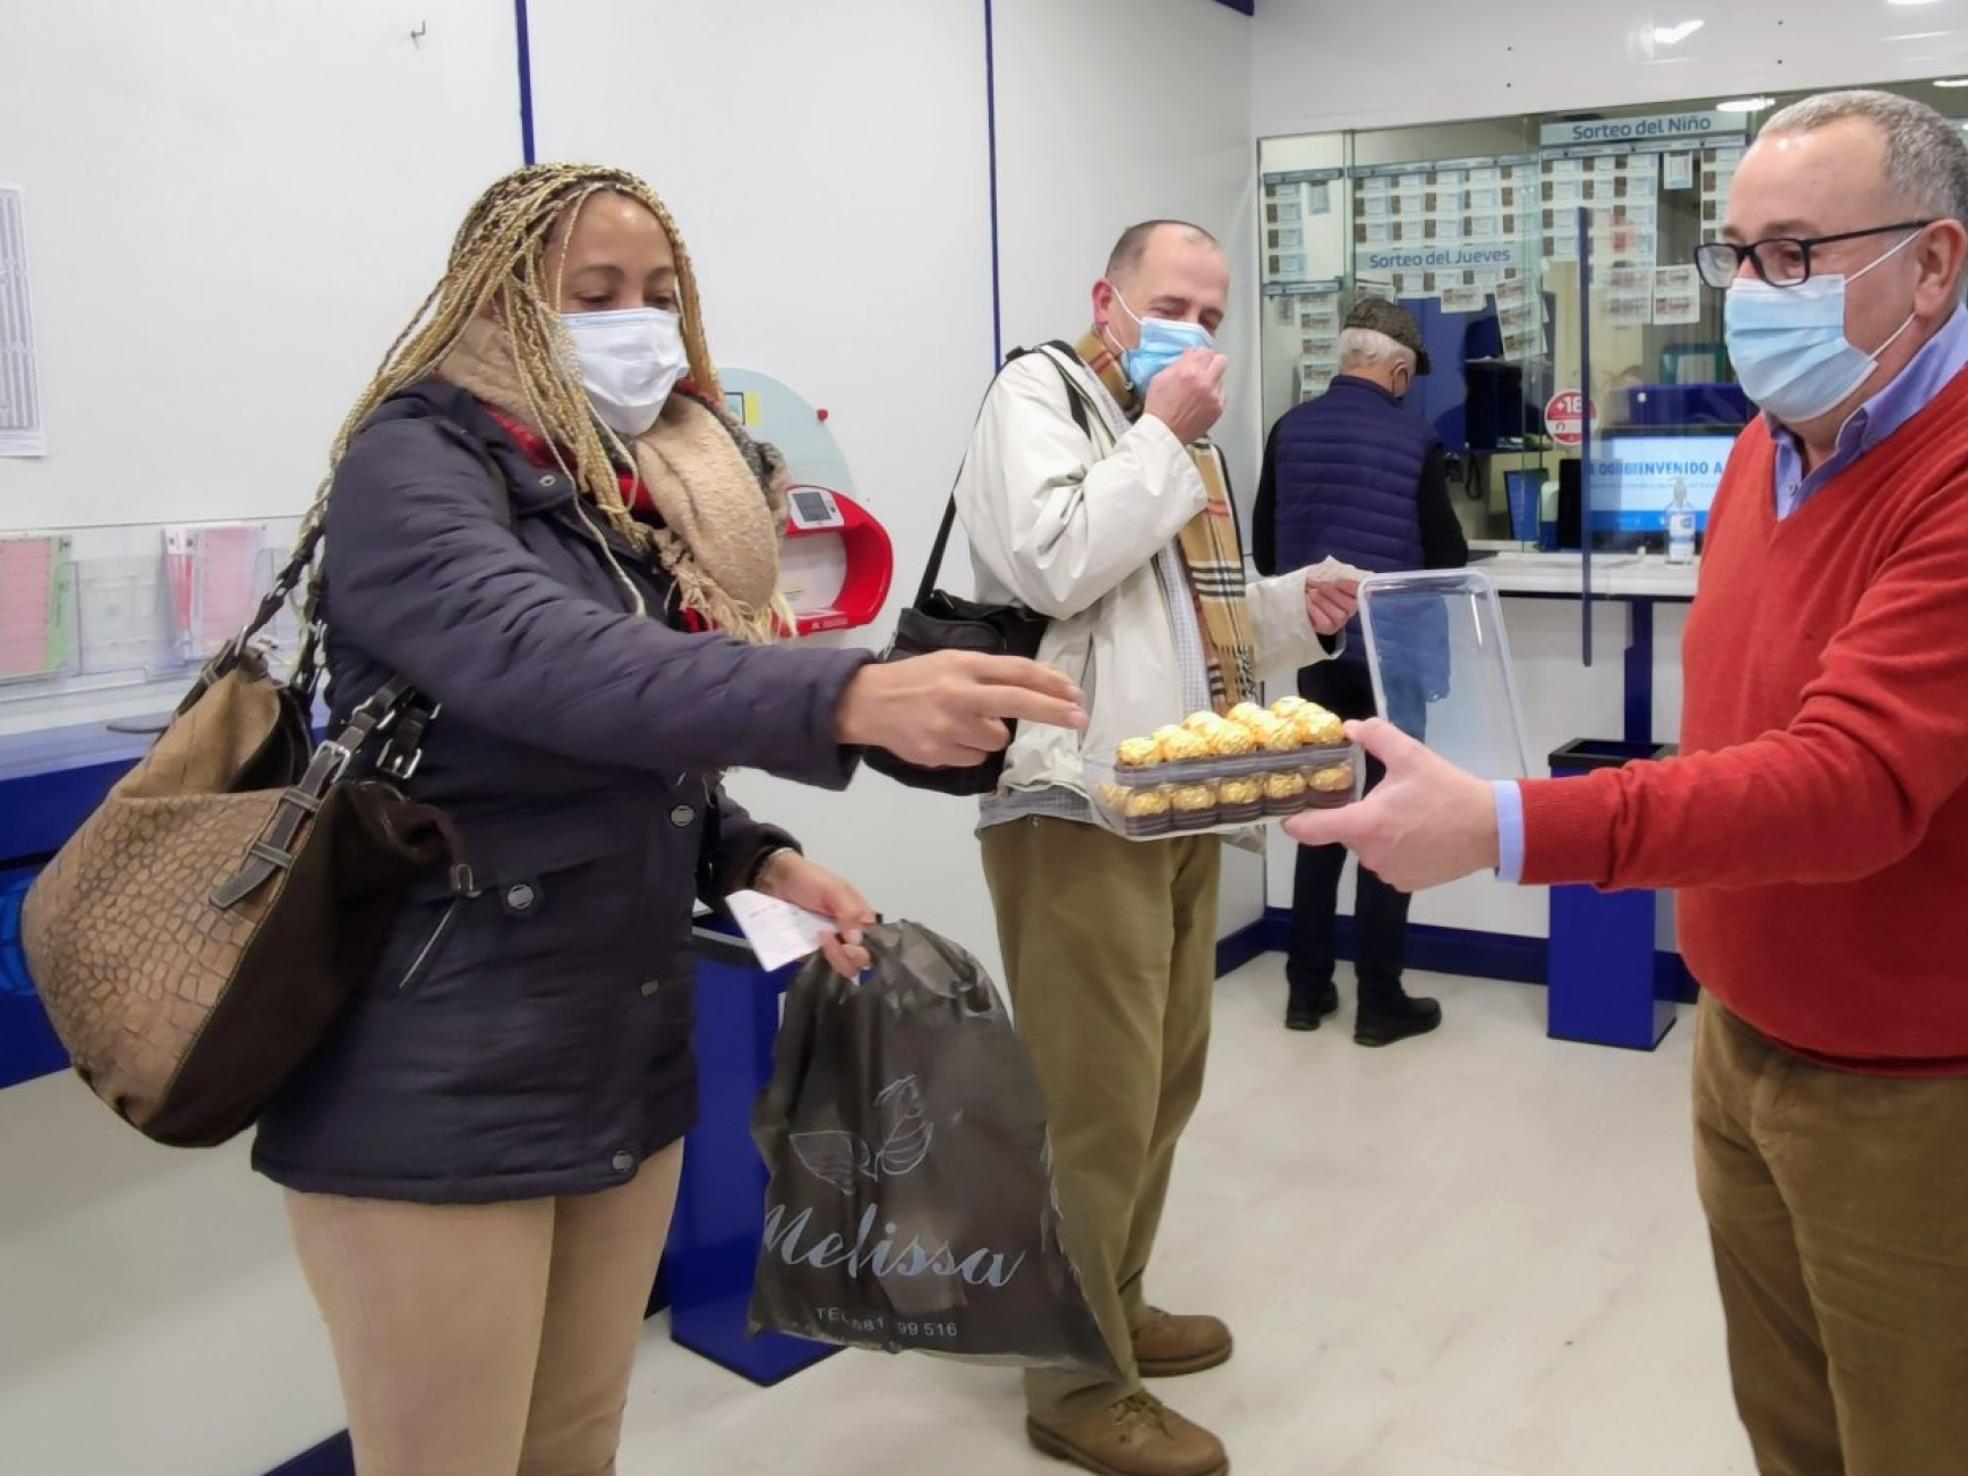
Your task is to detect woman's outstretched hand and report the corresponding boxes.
[837,652,1087,769]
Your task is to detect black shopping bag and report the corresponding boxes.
[749,921,1118,1378]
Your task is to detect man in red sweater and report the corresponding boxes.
[1289,90,1968,1476]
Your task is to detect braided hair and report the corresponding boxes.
[302,163,716,554]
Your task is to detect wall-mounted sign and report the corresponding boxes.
[1358,243,1526,274]
[1545,389,1596,447]
[1351,154,1537,180]
[1262,277,1345,298]
[1540,111,1736,149]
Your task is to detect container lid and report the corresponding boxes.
[1358,569,1530,780]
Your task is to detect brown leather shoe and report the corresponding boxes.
[1132,1307,1234,1377]
[1027,1393,1230,1476]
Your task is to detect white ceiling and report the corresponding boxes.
[1250,0,1968,136]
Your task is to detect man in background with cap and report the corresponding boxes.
[1254,298,1468,1044]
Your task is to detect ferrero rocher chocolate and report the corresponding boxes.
[1160,729,1210,763]
[1262,770,1310,815]
[1206,722,1257,757]
[1226,702,1270,730]
[1247,715,1300,754]
[1291,705,1346,747]
[1171,783,1218,817]
[1309,763,1355,793]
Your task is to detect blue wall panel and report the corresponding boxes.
[0,866,68,1088]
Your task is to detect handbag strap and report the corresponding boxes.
[210,675,421,911]
[915,341,1103,607]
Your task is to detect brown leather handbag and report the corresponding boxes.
[20,541,457,1147]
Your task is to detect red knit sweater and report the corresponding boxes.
[1521,367,1968,1074]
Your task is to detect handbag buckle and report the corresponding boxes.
[374,702,440,783]
[315,740,355,785]
[377,744,424,783]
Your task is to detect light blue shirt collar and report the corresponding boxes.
[1769,305,1968,519]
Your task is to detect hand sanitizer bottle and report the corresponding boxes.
[1666,478,1697,565]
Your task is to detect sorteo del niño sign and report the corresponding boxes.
[1541,111,1734,148]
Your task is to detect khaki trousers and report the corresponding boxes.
[1693,996,1968,1476]
[981,817,1221,1421]
[286,1144,683,1476]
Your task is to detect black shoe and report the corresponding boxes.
[1354,995,1442,1047]
[1286,980,1340,1032]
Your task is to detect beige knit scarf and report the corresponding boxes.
[441,318,786,643]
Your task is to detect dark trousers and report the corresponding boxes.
[1287,661,1424,1010]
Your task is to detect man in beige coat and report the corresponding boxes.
[957,220,1356,1476]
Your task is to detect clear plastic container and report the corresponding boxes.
[1086,742,1363,841]
[1358,569,1530,780]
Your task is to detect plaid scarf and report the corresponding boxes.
[1075,329,1259,709]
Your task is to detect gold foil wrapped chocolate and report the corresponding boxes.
[1171,783,1218,814]
[1206,722,1258,757]
[1264,770,1309,801]
[1159,729,1211,763]
[1226,702,1270,730]
[1309,763,1355,794]
[1291,705,1346,747]
[1218,777,1262,806]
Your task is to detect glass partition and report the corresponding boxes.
[1259,118,1549,547]
[1260,77,1968,557]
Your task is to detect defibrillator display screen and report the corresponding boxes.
[789,490,842,529]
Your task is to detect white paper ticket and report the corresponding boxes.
[725,889,838,972]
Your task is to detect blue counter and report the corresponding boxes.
[0,716,169,1090]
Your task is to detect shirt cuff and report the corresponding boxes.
[1492,780,1526,884]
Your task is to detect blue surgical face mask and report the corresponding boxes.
[1723,232,1919,425]
[1106,285,1214,395]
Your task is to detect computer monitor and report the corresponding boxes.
[1589,433,1738,542]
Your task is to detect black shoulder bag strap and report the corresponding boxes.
[914,340,1106,607]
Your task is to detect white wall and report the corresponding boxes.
[0,0,517,534]
[1251,0,1968,139]
[995,0,1262,506]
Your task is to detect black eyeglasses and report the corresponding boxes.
[1693,220,1932,289]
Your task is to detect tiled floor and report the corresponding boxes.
[614,958,1754,1474]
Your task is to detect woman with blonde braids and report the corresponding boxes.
[253,163,1084,1474]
